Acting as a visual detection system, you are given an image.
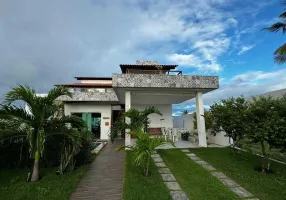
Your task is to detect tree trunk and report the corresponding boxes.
[31,151,40,182]
[144,157,150,176]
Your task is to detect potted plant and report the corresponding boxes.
[181,131,190,141]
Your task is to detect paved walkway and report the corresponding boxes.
[70,139,125,200]
[152,153,189,200]
[181,149,259,200]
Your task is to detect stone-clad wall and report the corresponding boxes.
[57,91,119,102]
[112,74,219,88]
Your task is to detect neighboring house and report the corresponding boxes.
[57,61,219,147]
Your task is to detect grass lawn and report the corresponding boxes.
[0,165,89,200]
[123,152,172,200]
[190,147,286,200]
[158,149,240,200]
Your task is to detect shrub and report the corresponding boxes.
[181,131,190,141]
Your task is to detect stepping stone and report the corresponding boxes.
[186,153,196,156]
[188,156,201,161]
[181,149,190,153]
[151,154,160,158]
[170,191,189,200]
[161,174,176,181]
[153,157,163,163]
[220,178,239,188]
[155,162,167,168]
[158,168,171,174]
[246,198,259,200]
[202,164,216,171]
[211,172,228,179]
[230,187,254,198]
[165,182,182,191]
[194,160,208,165]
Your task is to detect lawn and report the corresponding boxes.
[158,149,240,200]
[0,165,89,200]
[190,147,286,200]
[123,152,172,200]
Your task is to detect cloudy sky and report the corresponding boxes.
[0,0,285,115]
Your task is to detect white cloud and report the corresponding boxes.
[237,45,256,55]
[175,68,286,114]
[231,69,286,83]
[0,0,275,99]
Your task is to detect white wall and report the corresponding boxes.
[80,80,112,84]
[64,103,112,140]
[173,113,194,131]
[207,130,231,146]
[133,104,173,128]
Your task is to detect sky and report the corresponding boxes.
[0,0,285,115]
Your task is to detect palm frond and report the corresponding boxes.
[0,104,33,125]
[279,11,286,19]
[274,43,286,64]
[45,86,72,104]
[0,119,30,141]
[4,84,37,107]
[45,127,82,154]
[45,115,86,130]
[263,22,286,34]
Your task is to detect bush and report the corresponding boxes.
[0,130,94,170]
[0,138,31,169]
[181,132,190,141]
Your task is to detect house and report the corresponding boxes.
[57,61,219,147]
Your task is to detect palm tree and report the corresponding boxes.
[0,85,85,182]
[264,1,286,64]
[125,106,162,132]
[182,110,189,115]
[116,129,173,176]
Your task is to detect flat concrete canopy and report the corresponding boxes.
[112,74,219,104]
[113,88,215,104]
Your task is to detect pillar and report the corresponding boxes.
[195,92,207,147]
[125,91,131,147]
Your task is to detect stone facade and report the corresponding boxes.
[112,74,219,89]
[57,91,119,102]
[136,60,159,65]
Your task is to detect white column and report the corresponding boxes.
[125,91,131,147]
[195,92,207,147]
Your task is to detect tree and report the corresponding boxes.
[125,106,162,132]
[210,97,248,147]
[0,85,85,182]
[193,110,214,131]
[182,110,189,115]
[109,106,162,142]
[115,106,174,176]
[244,96,282,172]
[264,1,286,64]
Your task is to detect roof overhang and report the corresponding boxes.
[74,77,112,80]
[112,74,219,104]
[55,83,113,88]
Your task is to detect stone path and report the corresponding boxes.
[152,153,189,200]
[181,149,259,200]
[70,139,124,200]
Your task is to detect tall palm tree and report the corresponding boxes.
[0,85,85,182]
[264,1,286,64]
